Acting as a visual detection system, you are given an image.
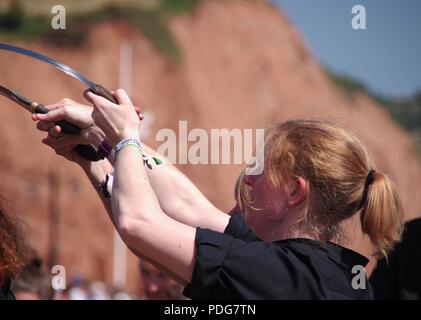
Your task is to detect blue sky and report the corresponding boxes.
[272,0,421,97]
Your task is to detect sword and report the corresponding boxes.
[0,43,119,161]
[0,84,99,161]
[0,43,117,103]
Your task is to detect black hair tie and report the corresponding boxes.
[359,169,376,209]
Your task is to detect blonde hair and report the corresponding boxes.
[236,119,403,258]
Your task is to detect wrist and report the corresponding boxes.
[80,160,108,184]
[87,126,106,148]
[115,137,142,158]
[112,129,139,148]
[76,157,92,170]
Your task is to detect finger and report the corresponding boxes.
[36,121,56,132]
[35,108,67,122]
[43,139,64,149]
[134,106,144,120]
[91,108,100,122]
[114,89,133,106]
[84,90,115,109]
[55,145,77,157]
[83,89,92,103]
[42,134,65,144]
[40,102,62,113]
[49,125,62,138]
[43,135,76,149]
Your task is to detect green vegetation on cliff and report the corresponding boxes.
[0,0,199,58]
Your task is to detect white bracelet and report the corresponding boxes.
[114,138,163,169]
[115,138,142,158]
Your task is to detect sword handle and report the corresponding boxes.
[74,145,101,161]
[35,104,101,161]
[34,104,81,135]
[90,84,118,104]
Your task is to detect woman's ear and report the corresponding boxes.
[287,176,307,207]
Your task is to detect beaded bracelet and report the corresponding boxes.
[114,138,163,169]
[115,138,143,157]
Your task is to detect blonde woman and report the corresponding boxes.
[34,90,403,299]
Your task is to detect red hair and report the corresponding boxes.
[0,199,29,283]
[237,120,403,257]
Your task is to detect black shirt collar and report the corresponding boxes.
[228,212,370,268]
[325,241,370,267]
[274,238,369,268]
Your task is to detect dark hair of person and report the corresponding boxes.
[0,197,30,284]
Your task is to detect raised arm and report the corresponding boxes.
[34,97,229,233]
[88,89,201,282]
[136,143,229,232]
[34,107,189,284]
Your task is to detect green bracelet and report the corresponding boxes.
[114,138,163,169]
[119,142,142,154]
[115,138,143,158]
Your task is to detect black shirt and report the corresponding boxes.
[370,218,421,300]
[0,278,15,300]
[184,213,373,300]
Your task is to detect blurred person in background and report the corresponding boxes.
[89,281,111,300]
[67,275,90,300]
[12,255,50,300]
[138,260,184,300]
[112,289,132,300]
[370,218,421,300]
[33,91,404,299]
[0,197,30,300]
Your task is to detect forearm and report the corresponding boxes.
[112,145,163,228]
[78,159,115,225]
[78,138,228,234]
[140,142,229,232]
[78,158,186,284]
[112,144,196,282]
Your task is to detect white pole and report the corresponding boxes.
[113,42,133,289]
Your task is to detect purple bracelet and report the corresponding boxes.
[96,139,113,160]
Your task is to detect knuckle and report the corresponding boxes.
[62,105,70,114]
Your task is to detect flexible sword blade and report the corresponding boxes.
[0,84,34,112]
[0,43,95,87]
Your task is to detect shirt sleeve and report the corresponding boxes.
[223,212,260,241]
[183,225,303,299]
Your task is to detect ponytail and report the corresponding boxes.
[361,171,404,258]
[236,120,405,256]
